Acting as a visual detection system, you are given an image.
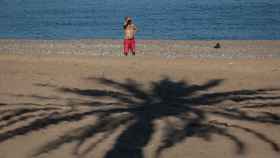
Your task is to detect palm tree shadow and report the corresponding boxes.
[0,77,280,158]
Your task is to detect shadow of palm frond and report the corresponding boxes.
[0,77,280,158]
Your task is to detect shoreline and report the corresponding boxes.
[0,39,280,59]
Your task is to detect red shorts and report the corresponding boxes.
[123,39,136,54]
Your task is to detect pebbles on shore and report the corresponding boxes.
[0,39,279,59]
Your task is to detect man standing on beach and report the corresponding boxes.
[123,16,137,56]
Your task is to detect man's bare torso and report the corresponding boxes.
[124,24,137,39]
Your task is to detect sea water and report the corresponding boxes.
[0,0,279,40]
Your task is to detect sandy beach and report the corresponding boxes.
[0,40,280,158]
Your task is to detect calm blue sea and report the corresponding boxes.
[0,0,280,40]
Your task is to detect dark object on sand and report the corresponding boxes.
[214,43,221,49]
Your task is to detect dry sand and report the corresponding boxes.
[0,40,280,158]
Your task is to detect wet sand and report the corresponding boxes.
[0,40,280,158]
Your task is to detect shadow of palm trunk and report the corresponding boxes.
[105,118,154,158]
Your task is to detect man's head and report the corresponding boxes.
[125,16,132,23]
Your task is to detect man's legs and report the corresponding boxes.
[131,39,136,55]
[123,39,129,56]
